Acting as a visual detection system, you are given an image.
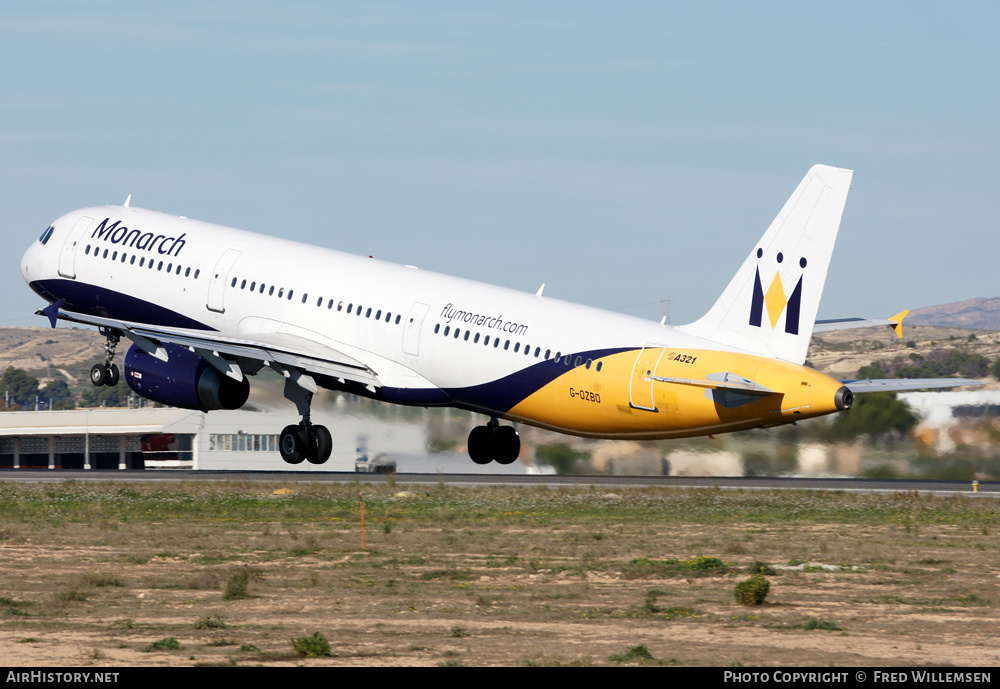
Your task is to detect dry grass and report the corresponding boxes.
[0,481,998,666]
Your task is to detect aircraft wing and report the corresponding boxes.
[45,306,382,391]
[841,378,982,393]
[814,310,909,338]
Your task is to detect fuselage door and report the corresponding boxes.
[57,215,95,279]
[206,249,242,313]
[402,302,430,356]
[629,344,667,412]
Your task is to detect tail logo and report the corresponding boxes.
[749,249,806,335]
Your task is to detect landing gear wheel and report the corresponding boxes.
[90,364,108,387]
[495,425,520,465]
[90,330,122,389]
[279,424,306,464]
[307,425,333,465]
[468,426,494,465]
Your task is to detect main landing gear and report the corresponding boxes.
[279,376,333,465]
[89,329,120,387]
[467,419,520,465]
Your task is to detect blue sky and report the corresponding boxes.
[3,2,998,330]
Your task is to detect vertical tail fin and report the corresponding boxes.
[677,164,854,364]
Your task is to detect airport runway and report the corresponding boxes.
[0,469,995,496]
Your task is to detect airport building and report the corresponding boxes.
[899,389,1000,453]
[0,406,531,474]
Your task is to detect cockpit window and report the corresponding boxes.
[39,226,54,245]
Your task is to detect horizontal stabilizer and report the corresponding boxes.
[842,378,982,393]
[814,310,909,338]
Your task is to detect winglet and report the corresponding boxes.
[40,299,65,329]
[888,310,909,339]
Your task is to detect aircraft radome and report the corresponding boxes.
[21,165,979,466]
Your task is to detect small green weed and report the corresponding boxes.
[609,645,655,664]
[290,631,330,658]
[661,606,699,620]
[622,555,728,579]
[748,560,776,575]
[193,616,227,629]
[222,569,250,600]
[58,590,89,602]
[734,574,769,606]
[143,637,182,652]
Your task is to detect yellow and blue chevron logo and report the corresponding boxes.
[749,250,804,335]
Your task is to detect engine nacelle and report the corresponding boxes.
[124,342,250,411]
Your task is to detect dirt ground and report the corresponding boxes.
[1,488,998,667]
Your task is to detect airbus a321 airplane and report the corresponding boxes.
[21,164,979,466]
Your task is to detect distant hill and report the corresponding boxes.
[0,327,100,384]
[908,297,1000,331]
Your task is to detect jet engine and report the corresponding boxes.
[124,342,250,411]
